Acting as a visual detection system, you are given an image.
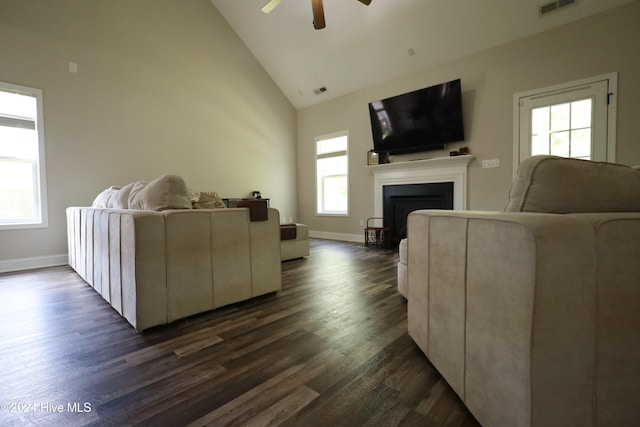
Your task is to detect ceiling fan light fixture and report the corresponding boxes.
[261,0,283,14]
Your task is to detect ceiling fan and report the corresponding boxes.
[262,0,372,30]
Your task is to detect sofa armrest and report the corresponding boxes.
[66,207,168,331]
[407,210,597,427]
[572,212,640,426]
[119,211,168,330]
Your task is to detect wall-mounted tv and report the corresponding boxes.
[368,78,465,155]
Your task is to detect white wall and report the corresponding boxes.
[0,0,297,271]
[296,1,640,239]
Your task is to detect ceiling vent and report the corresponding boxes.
[313,86,328,95]
[539,0,576,16]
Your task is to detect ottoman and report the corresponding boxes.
[280,223,310,261]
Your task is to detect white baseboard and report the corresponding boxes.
[309,230,364,243]
[0,254,68,274]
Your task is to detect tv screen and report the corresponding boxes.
[368,79,464,155]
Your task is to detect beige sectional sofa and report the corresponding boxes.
[66,174,281,331]
[406,155,640,427]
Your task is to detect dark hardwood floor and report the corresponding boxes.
[0,239,480,427]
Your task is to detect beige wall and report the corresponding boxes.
[0,0,297,269]
[297,1,640,239]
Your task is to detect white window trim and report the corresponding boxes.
[315,130,350,217]
[512,72,617,179]
[0,81,48,230]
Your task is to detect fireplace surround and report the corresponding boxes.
[369,155,473,245]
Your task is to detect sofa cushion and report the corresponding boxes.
[505,155,640,213]
[128,174,192,211]
[399,237,408,265]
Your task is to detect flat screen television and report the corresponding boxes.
[368,78,464,155]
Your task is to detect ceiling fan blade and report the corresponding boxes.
[312,0,326,29]
[358,0,372,5]
[261,0,283,14]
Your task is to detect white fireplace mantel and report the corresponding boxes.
[368,155,474,217]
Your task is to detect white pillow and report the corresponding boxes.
[92,186,120,208]
[112,182,135,209]
[128,174,192,211]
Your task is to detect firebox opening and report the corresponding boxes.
[383,182,454,247]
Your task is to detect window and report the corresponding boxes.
[0,82,47,229]
[530,98,594,160]
[316,132,348,215]
[514,73,616,176]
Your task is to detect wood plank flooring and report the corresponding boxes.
[0,239,480,427]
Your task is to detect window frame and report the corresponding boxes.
[0,81,48,230]
[512,73,617,178]
[315,131,349,217]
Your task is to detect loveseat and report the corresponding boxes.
[406,155,640,426]
[66,174,281,331]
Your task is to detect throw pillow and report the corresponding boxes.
[190,190,227,209]
[112,182,135,209]
[92,186,120,208]
[127,181,148,208]
[128,174,192,211]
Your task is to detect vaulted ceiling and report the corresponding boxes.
[211,0,635,109]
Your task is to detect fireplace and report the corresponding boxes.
[383,182,454,247]
[369,155,473,245]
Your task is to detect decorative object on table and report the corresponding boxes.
[251,190,262,199]
[449,147,470,156]
[367,150,379,166]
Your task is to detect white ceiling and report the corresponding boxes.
[211,0,635,109]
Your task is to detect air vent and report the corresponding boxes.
[539,0,576,16]
[314,86,327,95]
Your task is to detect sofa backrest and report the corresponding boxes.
[505,155,640,213]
